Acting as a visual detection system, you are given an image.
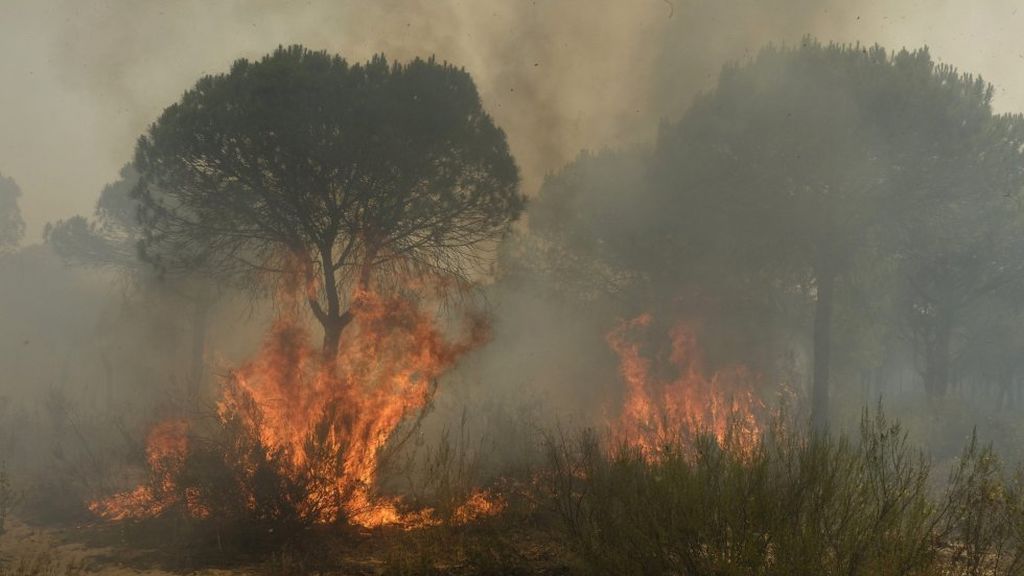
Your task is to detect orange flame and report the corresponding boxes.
[89,419,189,520]
[92,285,491,528]
[606,314,762,456]
[219,289,489,526]
[451,488,507,524]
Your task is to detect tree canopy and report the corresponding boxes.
[133,46,524,355]
[652,41,1024,426]
[527,40,1024,428]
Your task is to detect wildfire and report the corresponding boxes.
[91,286,492,528]
[220,288,490,526]
[606,314,762,456]
[450,488,507,524]
[89,419,190,521]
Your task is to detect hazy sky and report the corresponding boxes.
[2,0,1023,241]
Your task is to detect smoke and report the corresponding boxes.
[2,0,1024,511]
[3,0,1023,239]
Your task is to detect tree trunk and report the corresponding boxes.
[321,311,353,361]
[316,243,376,362]
[811,265,835,433]
[323,318,343,360]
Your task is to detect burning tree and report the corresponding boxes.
[90,283,492,528]
[133,45,524,357]
[90,47,522,531]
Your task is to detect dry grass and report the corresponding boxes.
[0,553,87,576]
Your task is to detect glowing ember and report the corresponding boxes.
[451,488,506,524]
[606,314,762,456]
[91,285,490,528]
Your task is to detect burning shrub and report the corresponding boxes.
[547,411,946,576]
[383,410,509,526]
[606,314,764,457]
[88,419,190,521]
[89,288,490,536]
[179,408,309,536]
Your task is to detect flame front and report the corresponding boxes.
[606,314,762,456]
[91,287,490,528]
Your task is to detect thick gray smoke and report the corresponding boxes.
[2,0,1024,501]
[3,0,1024,238]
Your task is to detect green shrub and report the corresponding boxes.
[544,410,1009,576]
[940,434,1024,576]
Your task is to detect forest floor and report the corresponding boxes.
[0,514,575,575]
[0,516,248,575]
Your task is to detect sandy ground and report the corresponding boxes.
[0,517,250,576]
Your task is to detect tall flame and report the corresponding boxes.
[606,314,762,456]
[91,286,491,528]
[218,289,489,526]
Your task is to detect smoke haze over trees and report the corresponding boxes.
[7,1,1024,241]
[0,4,1022,459]
[5,4,1024,573]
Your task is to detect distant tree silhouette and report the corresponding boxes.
[0,173,24,253]
[887,97,1024,400]
[527,148,650,301]
[649,40,1024,426]
[47,165,217,396]
[47,164,140,268]
[648,42,895,429]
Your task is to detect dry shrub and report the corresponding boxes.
[545,409,1024,576]
[940,435,1024,575]
[167,404,347,552]
[0,551,87,576]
